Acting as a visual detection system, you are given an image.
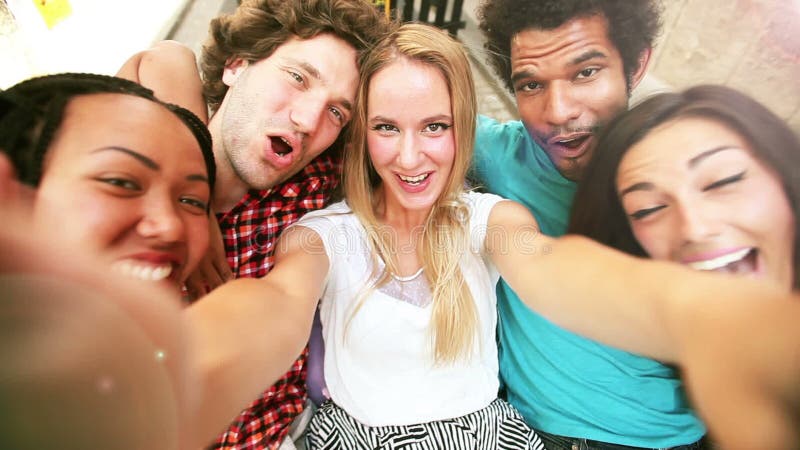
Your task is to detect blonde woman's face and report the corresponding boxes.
[366,59,455,214]
[617,117,795,290]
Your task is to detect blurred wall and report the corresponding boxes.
[652,0,800,131]
[1,0,188,88]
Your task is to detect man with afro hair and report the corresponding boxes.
[471,1,708,449]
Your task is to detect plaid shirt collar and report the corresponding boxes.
[218,152,341,221]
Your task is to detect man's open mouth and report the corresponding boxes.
[270,136,294,157]
[553,134,592,150]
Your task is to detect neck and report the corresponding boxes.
[208,111,250,212]
[375,187,431,233]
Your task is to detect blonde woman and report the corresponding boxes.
[296,23,544,448]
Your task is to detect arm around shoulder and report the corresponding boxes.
[117,40,208,123]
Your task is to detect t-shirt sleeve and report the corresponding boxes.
[464,191,507,255]
[290,204,349,281]
[471,115,519,187]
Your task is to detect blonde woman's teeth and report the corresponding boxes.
[399,173,429,185]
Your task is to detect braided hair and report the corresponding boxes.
[0,73,215,191]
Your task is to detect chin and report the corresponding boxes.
[403,200,437,212]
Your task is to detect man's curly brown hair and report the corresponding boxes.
[200,0,390,113]
[478,0,662,93]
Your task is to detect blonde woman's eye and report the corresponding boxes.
[371,124,397,132]
[425,123,450,133]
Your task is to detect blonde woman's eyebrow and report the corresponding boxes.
[421,114,453,123]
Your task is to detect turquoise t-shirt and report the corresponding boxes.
[472,115,705,447]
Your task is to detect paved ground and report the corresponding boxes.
[168,0,518,123]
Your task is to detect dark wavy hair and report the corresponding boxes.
[568,85,800,288]
[200,0,390,113]
[478,0,661,93]
[0,73,215,194]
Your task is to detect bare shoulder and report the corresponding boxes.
[487,199,539,229]
[116,40,207,122]
[277,225,325,252]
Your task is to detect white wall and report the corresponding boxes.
[652,0,800,131]
[1,0,188,88]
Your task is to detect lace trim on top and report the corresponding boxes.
[377,268,432,308]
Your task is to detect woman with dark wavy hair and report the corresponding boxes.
[569,85,800,448]
[570,85,799,289]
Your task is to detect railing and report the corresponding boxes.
[374,0,466,36]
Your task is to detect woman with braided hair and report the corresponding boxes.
[0,72,216,448]
[0,72,216,289]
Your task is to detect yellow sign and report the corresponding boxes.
[370,0,391,19]
[33,0,73,29]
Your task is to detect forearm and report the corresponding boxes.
[184,277,314,445]
[507,235,789,362]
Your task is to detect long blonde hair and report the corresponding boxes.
[343,23,478,364]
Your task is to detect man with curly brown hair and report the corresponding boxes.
[199,1,386,447]
[470,1,708,449]
[119,1,389,448]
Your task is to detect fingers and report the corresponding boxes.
[205,218,233,287]
[183,219,232,300]
[183,269,209,301]
[202,257,228,290]
[211,250,233,283]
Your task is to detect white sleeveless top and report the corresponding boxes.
[294,191,505,426]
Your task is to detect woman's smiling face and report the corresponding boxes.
[616,116,795,290]
[366,58,456,214]
[34,93,211,289]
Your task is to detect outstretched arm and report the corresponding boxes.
[679,297,800,450]
[487,200,800,446]
[486,200,791,362]
[117,40,208,123]
[184,225,327,446]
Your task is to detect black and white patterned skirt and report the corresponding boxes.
[306,398,545,450]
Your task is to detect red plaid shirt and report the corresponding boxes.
[208,153,340,450]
